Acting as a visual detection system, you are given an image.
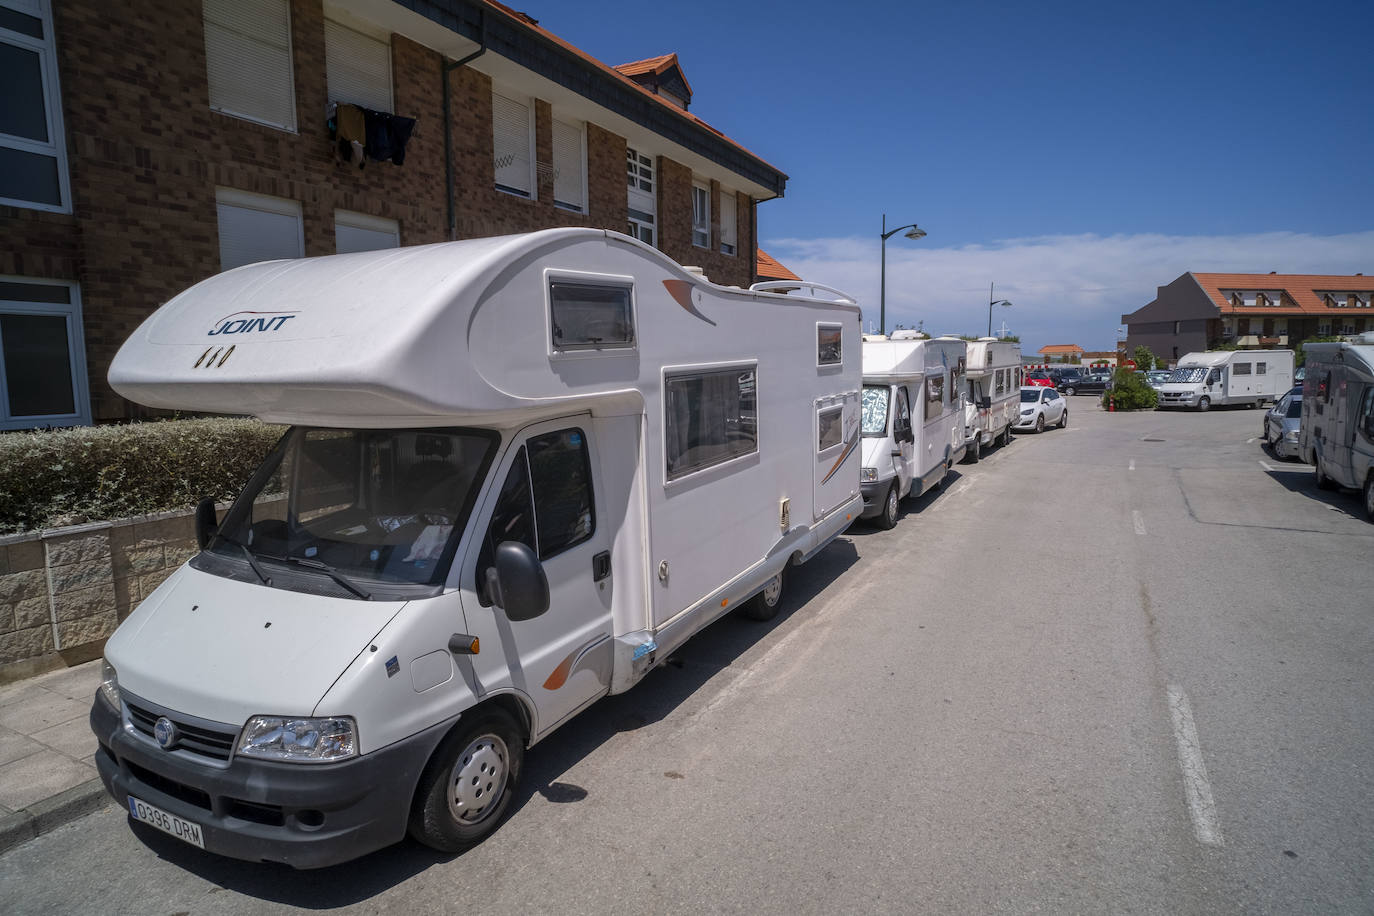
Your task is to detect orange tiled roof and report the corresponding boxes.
[756,249,800,281]
[1040,344,1084,354]
[1192,272,1373,315]
[613,52,694,97]
[478,2,781,178]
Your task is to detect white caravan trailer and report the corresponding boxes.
[961,337,1022,461]
[859,333,967,528]
[1299,334,1374,520]
[1157,349,1293,410]
[91,229,863,867]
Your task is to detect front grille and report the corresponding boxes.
[127,760,213,812]
[126,700,237,761]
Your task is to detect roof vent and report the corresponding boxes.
[681,266,707,279]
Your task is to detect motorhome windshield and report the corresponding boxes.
[199,427,497,598]
[1170,367,1208,384]
[862,385,890,436]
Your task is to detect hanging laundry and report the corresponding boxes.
[335,103,367,168]
[363,109,416,166]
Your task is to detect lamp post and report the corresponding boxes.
[988,281,1012,337]
[879,214,926,336]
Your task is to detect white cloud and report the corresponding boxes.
[762,230,1374,352]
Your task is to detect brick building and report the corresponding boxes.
[0,0,788,430]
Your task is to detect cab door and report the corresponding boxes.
[891,386,915,496]
[462,418,614,736]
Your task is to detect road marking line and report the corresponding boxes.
[1167,685,1224,846]
[1246,437,1258,444]
[1259,459,1275,472]
[1129,459,1136,472]
[1132,510,1146,536]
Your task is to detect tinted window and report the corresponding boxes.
[665,367,758,479]
[527,428,594,559]
[817,324,842,366]
[818,405,843,451]
[549,281,634,350]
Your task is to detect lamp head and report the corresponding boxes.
[993,299,1012,308]
[904,226,927,240]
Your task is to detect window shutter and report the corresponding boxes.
[492,91,532,196]
[335,210,399,253]
[203,0,296,130]
[719,191,737,253]
[216,190,303,270]
[324,19,391,112]
[551,119,585,211]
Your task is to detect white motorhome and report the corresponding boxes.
[1157,349,1293,410]
[1299,334,1374,520]
[961,337,1022,461]
[90,229,863,867]
[858,333,967,528]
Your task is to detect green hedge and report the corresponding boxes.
[1101,369,1158,410]
[0,418,284,535]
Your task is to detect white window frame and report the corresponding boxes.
[626,146,655,246]
[544,268,637,358]
[324,16,392,113]
[551,117,587,213]
[817,322,842,367]
[718,189,738,256]
[493,88,535,199]
[663,361,759,485]
[202,0,297,132]
[215,187,304,271]
[334,209,399,253]
[0,276,91,429]
[0,0,72,213]
[691,181,710,248]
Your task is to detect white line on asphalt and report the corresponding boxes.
[1246,437,1259,444]
[1259,459,1313,473]
[1129,459,1136,472]
[1167,685,1224,846]
[1132,510,1146,536]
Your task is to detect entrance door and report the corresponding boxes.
[462,418,614,736]
[814,391,860,518]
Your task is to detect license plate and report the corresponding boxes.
[128,796,205,849]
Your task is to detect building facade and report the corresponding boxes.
[0,0,788,429]
[1122,272,1374,363]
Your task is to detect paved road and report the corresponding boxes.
[3,402,1371,914]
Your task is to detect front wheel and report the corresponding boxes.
[410,709,524,853]
[1064,386,1076,397]
[1198,396,1211,412]
[1058,409,1068,429]
[1035,414,1045,433]
[876,483,900,529]
[742,568,786,621]
[1363,476,1374,522]
[967,435,981,463]
[1314,457,1336,491]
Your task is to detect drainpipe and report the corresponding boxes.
[443,9,486,240]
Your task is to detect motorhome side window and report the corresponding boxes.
[1256,362,1267,375]
[665,367,758,480]
[1234,363,1252,376]
[817,405,843,451]
[549,281,634,351]
[925,372,944,421]
[817,324,842,366]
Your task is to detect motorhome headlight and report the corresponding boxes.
[98,659,120,710]
[237,716,358,763]
[861,467,878,482]
[1284,430,1299,442]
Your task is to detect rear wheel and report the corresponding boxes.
[410,708,523,853]
[1198,396,1211,412]
[742,568,786,621]
[967,435,981,463]
[1314,457,1336,491]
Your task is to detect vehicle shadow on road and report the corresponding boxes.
[1263,465,1365,518]
[123,539,863,906]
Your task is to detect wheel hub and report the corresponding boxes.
[448,735,509,824]
[761,573,782,606]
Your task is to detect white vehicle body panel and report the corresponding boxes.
[962,338,1022,447]
[1157,349,1293,409]
[1299,337,1374,491]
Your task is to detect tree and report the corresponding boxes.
[1132,345,1157,371]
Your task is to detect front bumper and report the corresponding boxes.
[90,690,452,868]
[1012,413,1039,429]
[859,479,889,518]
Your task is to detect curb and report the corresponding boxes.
[0,778,112,857]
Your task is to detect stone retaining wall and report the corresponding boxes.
[0,509,198,683]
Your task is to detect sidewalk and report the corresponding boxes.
[0,659,110,855]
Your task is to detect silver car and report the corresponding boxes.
[1263,392,1302,460]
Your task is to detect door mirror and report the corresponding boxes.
[194,497,218,549]
[979,396,992,409]
[896,425,914,444]
[485,540,550,622]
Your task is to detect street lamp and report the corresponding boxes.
[880,214,926,336]
[988,281,1012,337]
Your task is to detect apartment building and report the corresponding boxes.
[0,0,788,429]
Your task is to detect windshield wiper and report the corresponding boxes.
[280,556,373,600]
[213,534,273,587]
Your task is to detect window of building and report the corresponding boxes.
[334,209,399,253]
[719,190,737,256]
[925,372,944,421]
[548,279,634,351]
[691,182,710,248]
[1237,318,1250,336]
[0,278,90,429]
[493,90,534,198]
[0,0,71,212]
[551,118,586,213]
[1324,294,1336,308]
[665,366,758,481]
[216,188,303,270]
[1255,293,1270,307]
[1350,294,1365,309]
[626,146,655,245]
[203,0,296,131]
[1230,293,1243,308]
[324,17,391,112]
[817,324,842,367]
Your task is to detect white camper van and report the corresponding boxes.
[90,229,863,868]
[859,334,967,528]
[1299,334,1374,520]
[1157,349,1293,410]
[961,337,1022,461]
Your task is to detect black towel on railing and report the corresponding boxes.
[363,109,417,165]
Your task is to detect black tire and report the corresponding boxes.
[1002,426,1012,446]
[876,483,899,530]
[1058,409,1068,429]
[1314,457,1336,491]
[1363,476,1374,523]
[1035,414,1045,433]
[742,567,786,621]
[1198,396,1211,412]
[1064,386,1076,397]
[409,708,523,853]
[967,435,981,463]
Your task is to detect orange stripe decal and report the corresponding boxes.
[663,279,717,326]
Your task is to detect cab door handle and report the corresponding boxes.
[593,550,611,581]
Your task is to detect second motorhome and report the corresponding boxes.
[1157,349,1293,410]
[859,333,967,528]
[961,337,1022,461]
[90,229,862,867]
[1299,334,1374,520]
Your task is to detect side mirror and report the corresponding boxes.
[897,426,914,444]
[979,396,992,409]
[485,540,550,622]
[195,497,218,549]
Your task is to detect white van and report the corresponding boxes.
[1157,349,1293,410]
[90,229,863,867]
[1299,334,1374,520]
[859,334,967,528]
[961,338,1022,461]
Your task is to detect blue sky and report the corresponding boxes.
[540,0,1374,352]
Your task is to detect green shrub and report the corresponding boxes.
[0,418,284,534]
[1102,368,1158,411]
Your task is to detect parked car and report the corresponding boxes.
[1145,369,1171,389]
[1014,385,1068,432]
[1051,367,1084,393]
[1068,371,1113,395]
[1024,370,1055,388]
[1264,391,1303,460]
